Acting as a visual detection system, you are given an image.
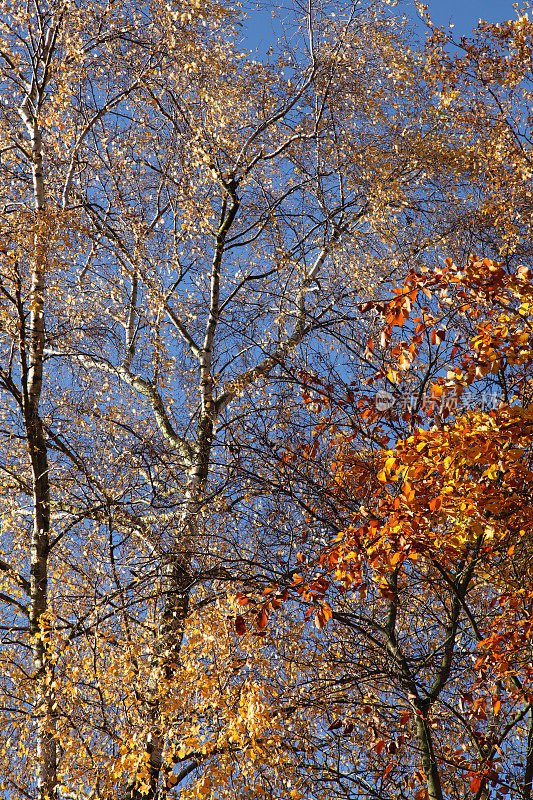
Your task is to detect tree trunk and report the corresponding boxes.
[130,419,214,800]
[414,703,444,800]
[19,90,57,800]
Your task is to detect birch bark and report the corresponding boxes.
[17,48,57,800]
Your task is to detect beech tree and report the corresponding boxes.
[301,257,533,800]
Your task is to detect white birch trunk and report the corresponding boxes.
[18,70,57,800]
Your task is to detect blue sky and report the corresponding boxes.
[425,0,516,31]
[241,0,519,55]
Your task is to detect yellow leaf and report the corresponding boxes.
[196,775,212,798]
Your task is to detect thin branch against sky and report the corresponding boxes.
[241,0,518,54]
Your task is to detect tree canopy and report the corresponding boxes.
[1,1,533,799]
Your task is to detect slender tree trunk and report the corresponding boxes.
[28,416,56,800]
[131,418,214,800]
[18,89,57,800]
[413,703,444,800]
[524,706,533,800]
[22,226,57,800]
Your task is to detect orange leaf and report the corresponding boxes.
[429,496,442,512]
[257,608,268,630]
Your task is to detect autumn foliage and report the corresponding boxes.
[255,11,533,800]
[3,1,533,800]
